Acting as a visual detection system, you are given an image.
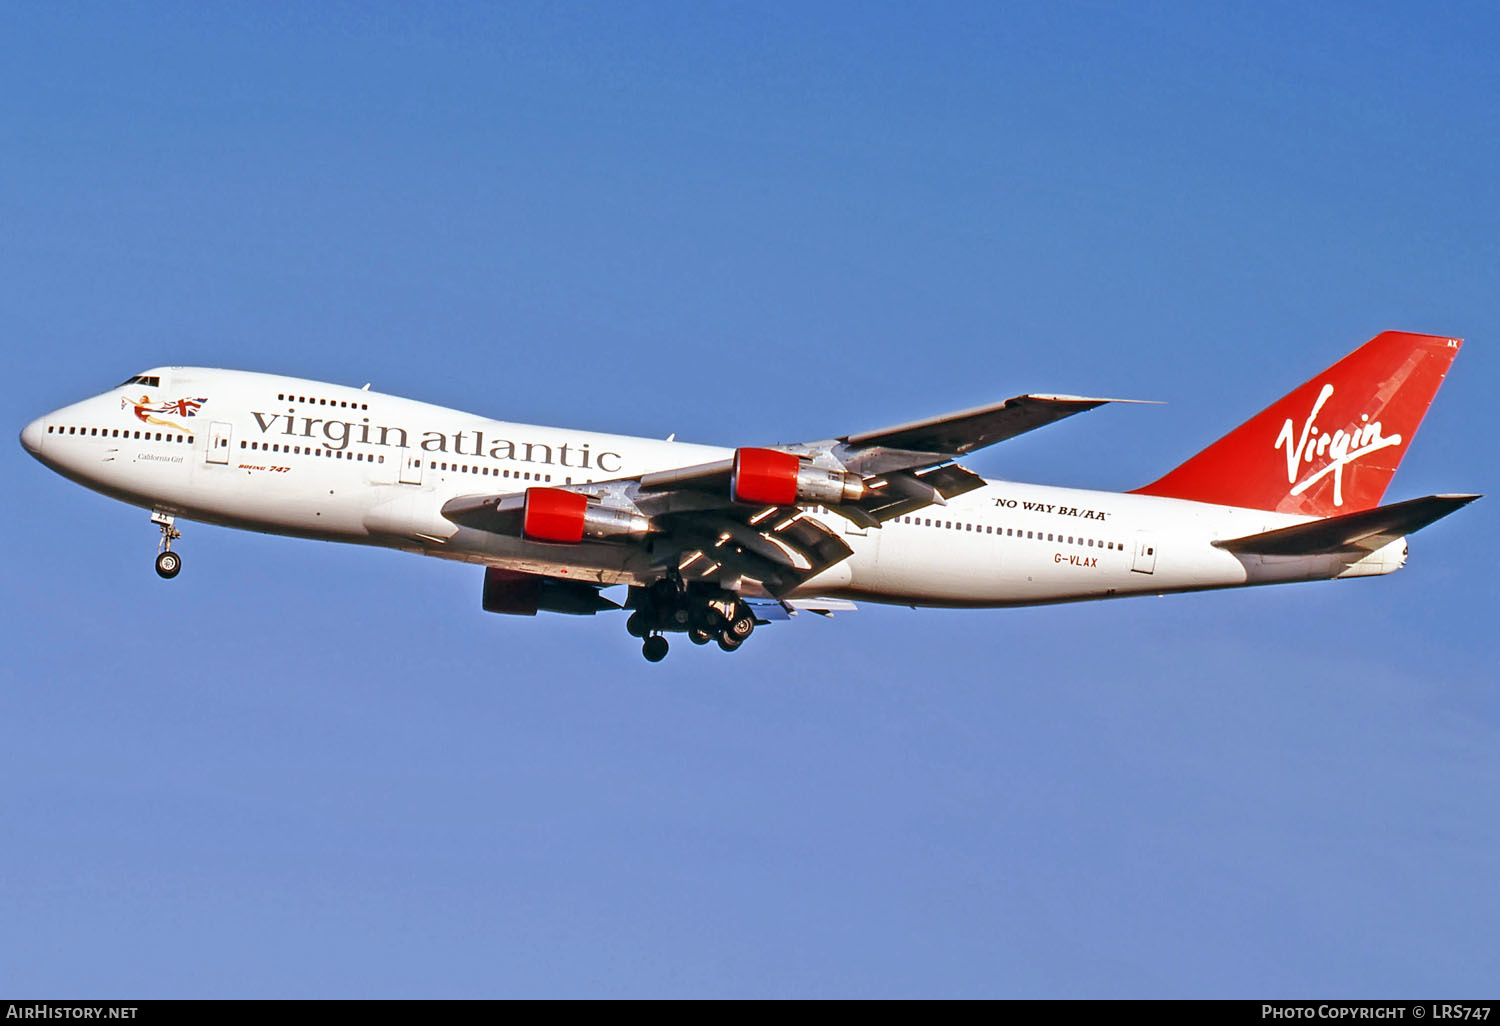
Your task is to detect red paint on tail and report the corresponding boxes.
[1132,331,1462,515]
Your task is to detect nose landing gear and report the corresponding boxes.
[152,510,182,579]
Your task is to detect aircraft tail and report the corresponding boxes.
[1132,331,1462,515]
[1212,493,1479,556]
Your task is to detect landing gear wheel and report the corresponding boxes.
[717,631,744,653]
[151,511,183,579]
[626,611,649,638]
[727,611,755,641]
[642,635,669,662]
[688,628,713,646]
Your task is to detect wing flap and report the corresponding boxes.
[1213,494,1479,556]
[827,463,987,526]
[744,597,859,621]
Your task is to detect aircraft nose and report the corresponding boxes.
[20,416,45,456]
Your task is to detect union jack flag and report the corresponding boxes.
[157,397,207,417]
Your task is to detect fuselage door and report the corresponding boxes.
[399,451,423,485]
[1131,534,1157,574]
[206,421,232,465]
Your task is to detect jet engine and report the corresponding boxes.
[481,567,619,616]
[522,487,652,543]
[730,447,866,506]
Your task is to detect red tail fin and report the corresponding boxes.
[1132,331,1462,515]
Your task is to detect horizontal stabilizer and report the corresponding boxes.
[1213,494,1479,556]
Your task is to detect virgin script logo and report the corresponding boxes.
[1274,383,1401,507]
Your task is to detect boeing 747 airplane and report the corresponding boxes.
[19,331,1476,661]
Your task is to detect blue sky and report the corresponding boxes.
[4,1,1497,997]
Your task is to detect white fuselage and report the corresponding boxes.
[20,367,1406,607]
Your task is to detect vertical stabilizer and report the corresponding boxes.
[1132,332,1461,515]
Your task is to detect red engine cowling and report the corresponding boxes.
[481,567,545,614]
[523,487,588,542]
[731,448,866,506]
[732,447,801,505]
[522,487,653,542]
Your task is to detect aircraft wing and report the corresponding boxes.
[842,393,1147,456]
[443,487,857,597]
[443,392,1134,596]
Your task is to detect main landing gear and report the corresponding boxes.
[152,510,182,580]
[624,577,760,662]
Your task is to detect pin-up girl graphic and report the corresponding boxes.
[121,395,206,434]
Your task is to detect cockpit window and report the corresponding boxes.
[116,374,161,388]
